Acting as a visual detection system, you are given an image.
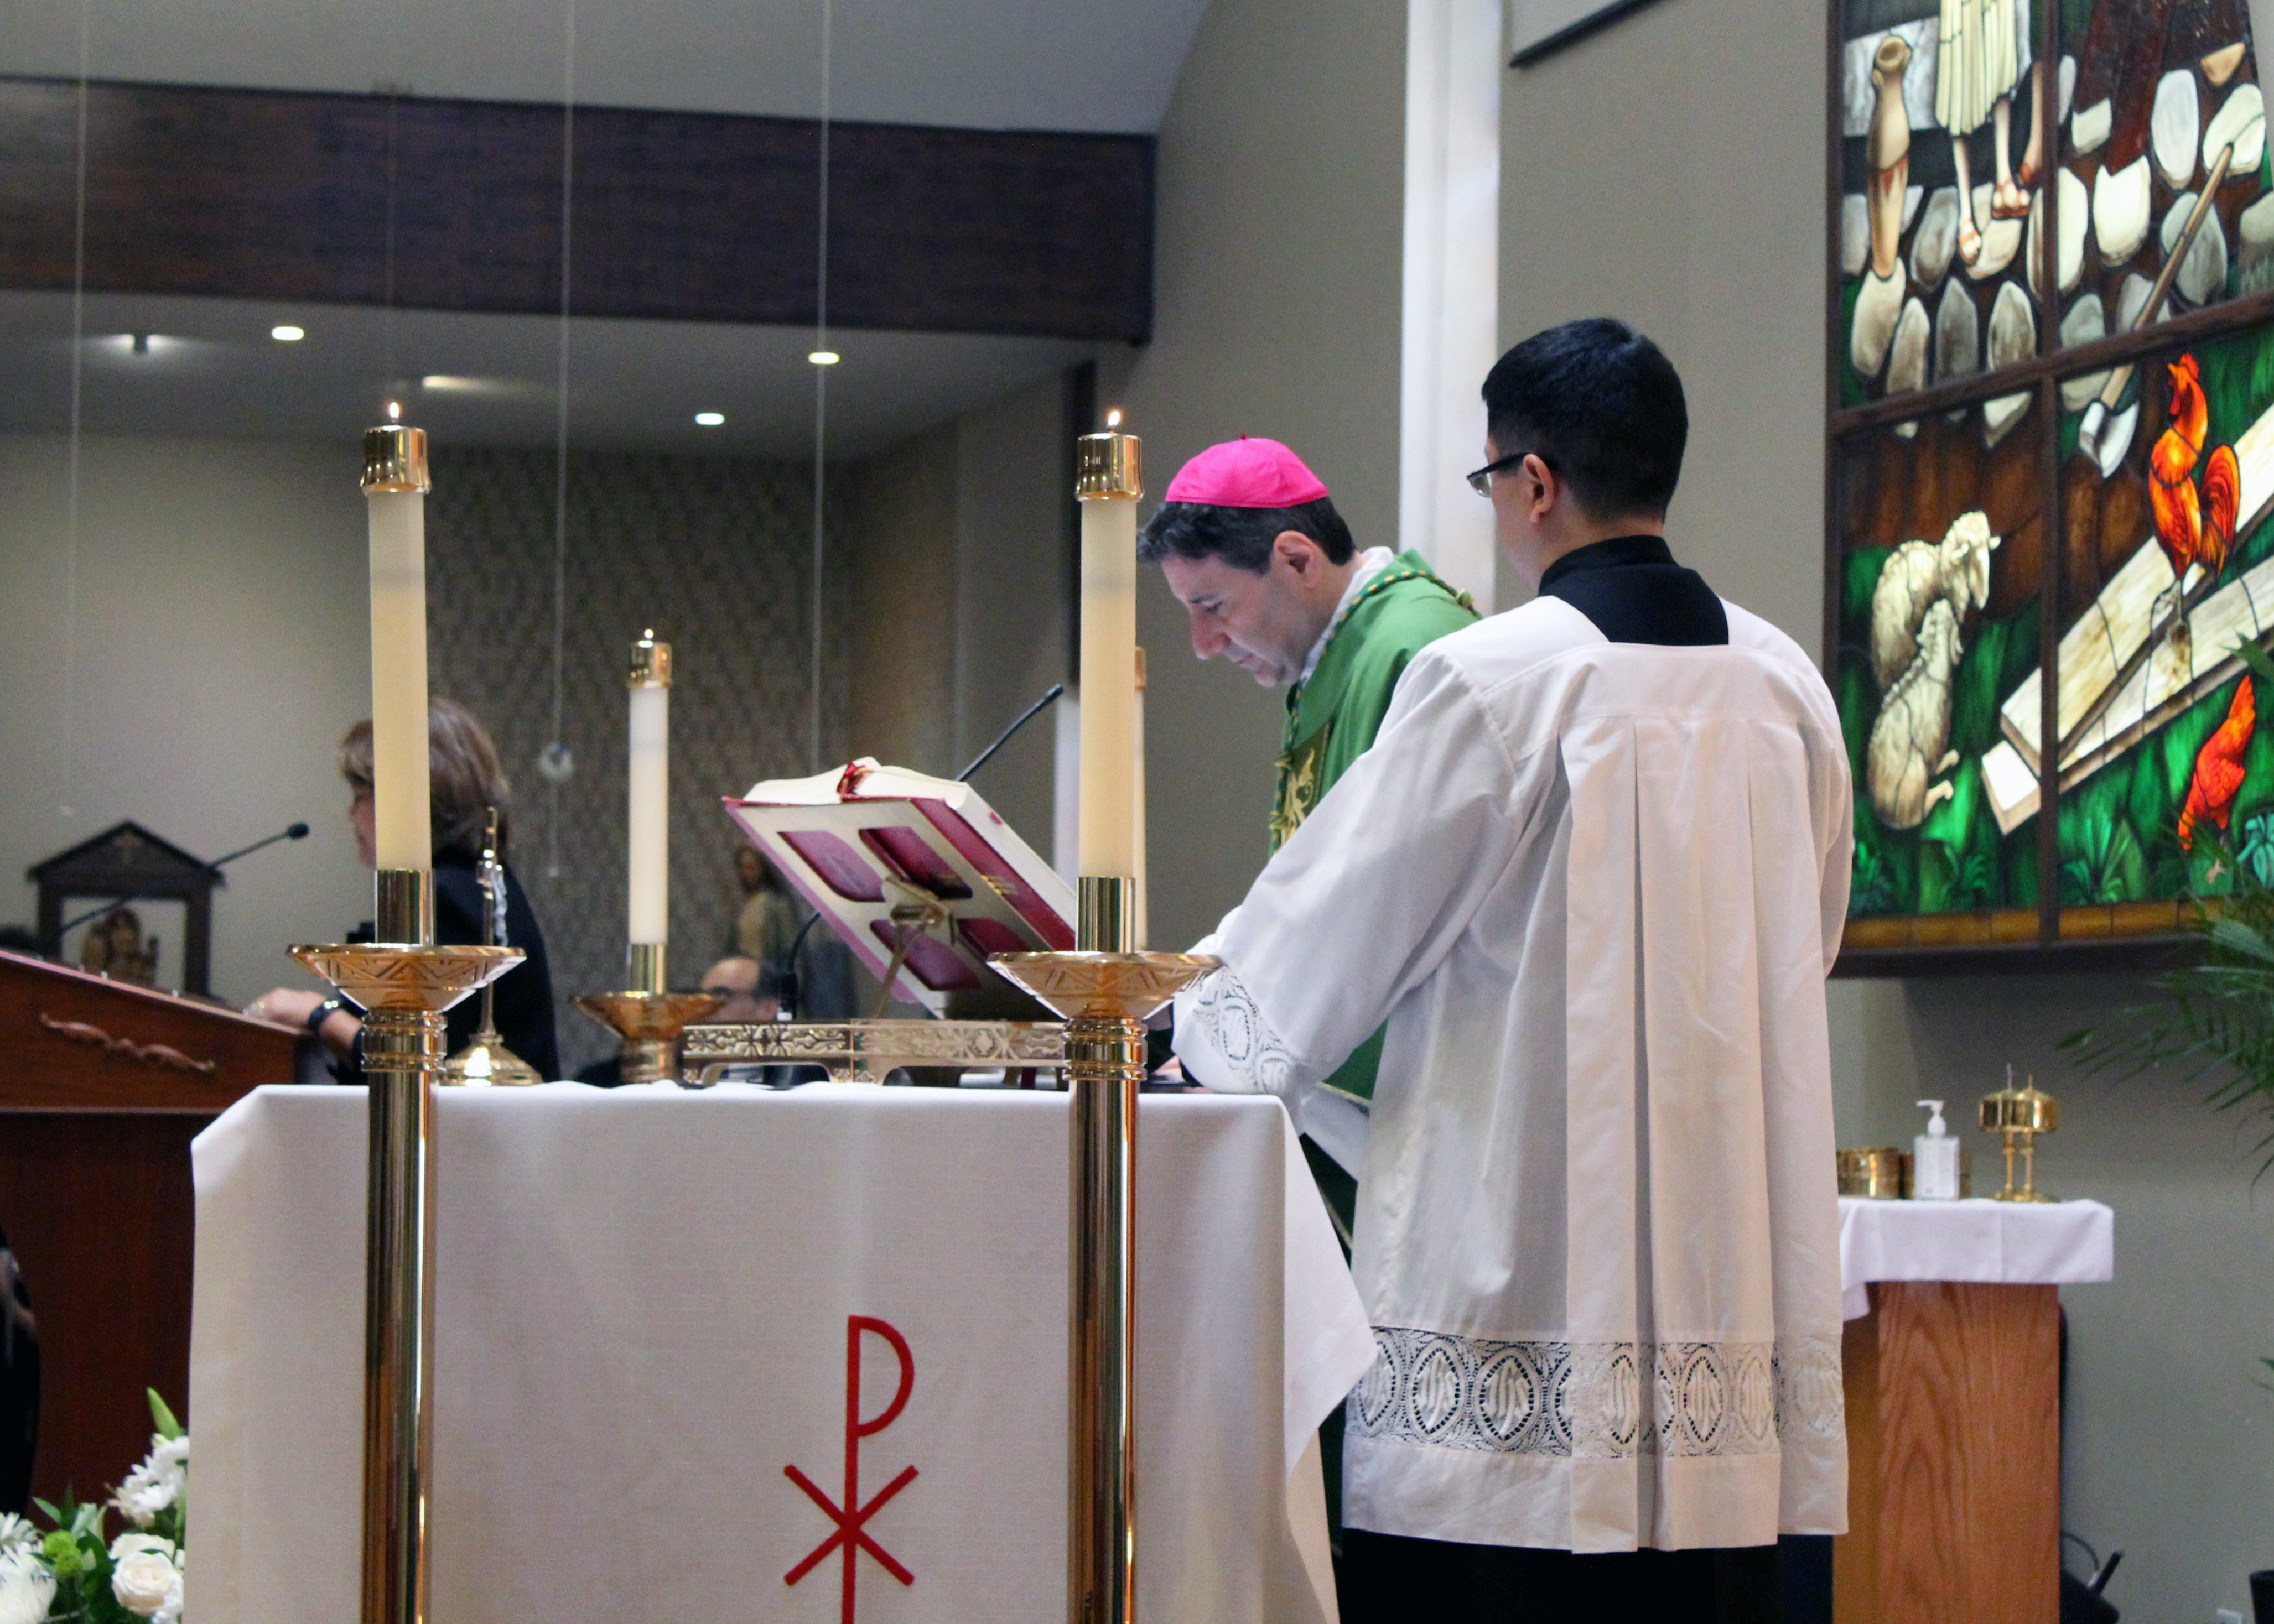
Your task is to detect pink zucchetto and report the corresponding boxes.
[1162,436,1331,508]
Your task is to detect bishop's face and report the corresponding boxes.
[1160,537,1338,688]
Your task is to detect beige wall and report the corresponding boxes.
[0,434,375,1005]
[843,425,962,781]
[1498,1,2274,1612]
[952,374,1071,850]
[1117,0,1410,951]
[838,370,1069,852]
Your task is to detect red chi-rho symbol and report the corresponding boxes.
[785,1316,918,1623]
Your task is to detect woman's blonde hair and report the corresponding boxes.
[339,696,511,858]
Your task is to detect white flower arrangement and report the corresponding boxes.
[12,1391,186,1624]
[104,1535,180,1622]
[0,1548,55,1624]
[109,1438,186,1533]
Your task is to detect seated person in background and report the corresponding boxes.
[687,954,824,1087]
[249,697,562,1081]
[698,955,776,1025]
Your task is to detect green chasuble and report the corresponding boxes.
[1275,549,1472,1551]
[1272,550,1477,1109]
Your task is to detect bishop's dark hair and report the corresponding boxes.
[1136,496,1355,574]
[1481,318,1686,521]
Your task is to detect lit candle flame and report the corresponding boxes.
[1106,409,1122,429]
[387,400,402,421]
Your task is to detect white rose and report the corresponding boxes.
[0,1548,56,1624]
[108,1533,181,1620]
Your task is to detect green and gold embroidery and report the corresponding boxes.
[1271,722,1331,850]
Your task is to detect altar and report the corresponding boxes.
[186,1083,1372,1624]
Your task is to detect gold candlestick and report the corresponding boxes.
[1980,1071,2060,1202]
[292,869,521,1624]
[574,988,725,1086]
[574,938,722,1086]
[991,876,1216,1624]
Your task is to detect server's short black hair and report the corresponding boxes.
[1136,496,1355,573]
[1481,318,1686,520]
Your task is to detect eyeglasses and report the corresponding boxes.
[1465,450,1553,498]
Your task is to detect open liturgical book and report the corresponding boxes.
[724,758,1074,1014]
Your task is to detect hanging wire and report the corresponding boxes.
[809,0,832,771]
[59,0,92,821]
[381,90,399,396]
[540,0,580,878]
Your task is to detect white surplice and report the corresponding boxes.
[1174,594,1853,1554]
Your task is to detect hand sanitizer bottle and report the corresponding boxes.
[1913,1099,1962,1200]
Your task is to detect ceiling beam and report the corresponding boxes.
[0,76,1154,341]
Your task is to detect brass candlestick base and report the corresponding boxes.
[442,1028,544,1087]
[989,944,1217,1624]
[290,930,522,1624]
[574,991,724,1086]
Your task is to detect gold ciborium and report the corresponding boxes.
[1980,1069,2060,1202]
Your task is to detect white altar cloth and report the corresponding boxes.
[1837,1196,2115,1320]
[188,1084,1373,1624]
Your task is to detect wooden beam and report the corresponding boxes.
[0,76,1154,341]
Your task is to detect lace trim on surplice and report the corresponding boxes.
[1184,962,1297,1095]
[1346,1325,1845,1459]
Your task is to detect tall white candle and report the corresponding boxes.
[364,426,432,875]
[627,632,672,949]
[1132,645,1147,950]
[1077,427,1140,880]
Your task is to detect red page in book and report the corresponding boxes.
[723,774,1072,1011]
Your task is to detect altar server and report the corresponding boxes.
[1140,438,1474,1207]
[1174,320,1850,1619]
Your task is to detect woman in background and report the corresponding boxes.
[248,698,561,1079]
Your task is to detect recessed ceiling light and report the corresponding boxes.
[271,324,305,342]
[694,412,725,426]
[808,351,840,366]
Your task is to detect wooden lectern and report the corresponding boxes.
[0,949,294,1505]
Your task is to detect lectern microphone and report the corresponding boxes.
[956,683,1064,784]
[55,820,311,939]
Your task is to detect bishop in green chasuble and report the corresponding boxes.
[1140,438,1476,1227]
[1270,553,1477,1107]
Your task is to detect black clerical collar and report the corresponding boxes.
[1536,533,1727,647]
[1539,533,1676,590]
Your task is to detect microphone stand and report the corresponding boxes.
[50,822,311,951]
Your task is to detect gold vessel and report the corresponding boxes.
[1980,1072,2060,1202]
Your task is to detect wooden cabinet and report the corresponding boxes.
[0,950,295,1506]
[1836,1281,2062,1624]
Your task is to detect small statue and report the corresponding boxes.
[80,907,160,986]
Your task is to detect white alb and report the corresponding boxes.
[1176,593,1854,1553]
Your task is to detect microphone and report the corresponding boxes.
[203,821,311,871]
[957,684,1065,783]
[56,820,312,938]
